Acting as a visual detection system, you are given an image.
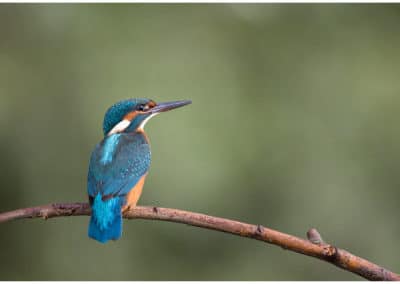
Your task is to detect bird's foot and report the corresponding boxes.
[122,205,131,214]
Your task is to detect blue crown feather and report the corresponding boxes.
[102,98,150,135]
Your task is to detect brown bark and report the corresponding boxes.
[0,202,398,281]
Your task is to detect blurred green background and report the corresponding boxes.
[0,3,399,280]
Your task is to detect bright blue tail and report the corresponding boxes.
[88,214,122,243]
[88,194,124,243]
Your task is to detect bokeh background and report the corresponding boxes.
[0,3,399,280]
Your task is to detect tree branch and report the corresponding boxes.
[0,202,398,281]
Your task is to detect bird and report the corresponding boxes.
[87,98,191,243]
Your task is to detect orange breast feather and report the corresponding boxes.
[122,174,147,211]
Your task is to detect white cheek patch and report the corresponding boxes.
[138,113,158,131]
[108,119,131,136]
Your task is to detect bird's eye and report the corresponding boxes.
[137,104,149,111]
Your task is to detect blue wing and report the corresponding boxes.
[87,132,151,200]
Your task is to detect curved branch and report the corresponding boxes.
[0,203,398,281]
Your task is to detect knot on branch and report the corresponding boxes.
[307,228,325,245]
[252,225,269,242]
[322,244,338,259]
[306,228,337,259]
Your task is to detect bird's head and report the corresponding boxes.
[102,98,191,136]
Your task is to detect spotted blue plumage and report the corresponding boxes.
[88,132,151,243]
[100,134,121,165]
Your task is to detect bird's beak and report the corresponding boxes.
[150,100,192,114]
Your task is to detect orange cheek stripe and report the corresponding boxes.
[124,111,138,121]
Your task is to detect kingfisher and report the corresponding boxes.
[87,98,191,243]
